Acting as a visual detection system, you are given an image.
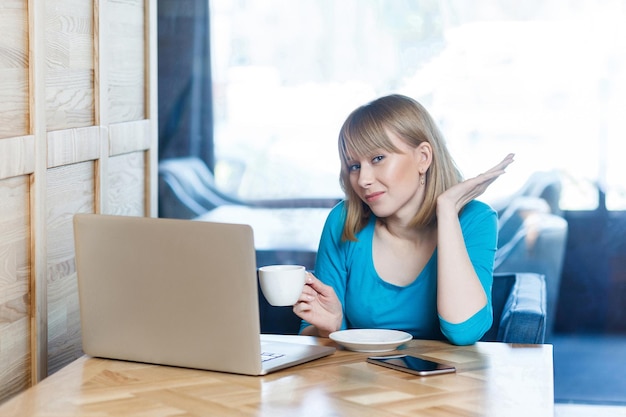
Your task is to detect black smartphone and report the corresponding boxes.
[367,354,456,376]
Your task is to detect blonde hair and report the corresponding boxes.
[338,94,463,241]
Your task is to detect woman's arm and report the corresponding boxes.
[435,154,514,343]
[294,203,349,337]
[436,205,489,322]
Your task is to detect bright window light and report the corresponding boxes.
[210,0,626,210]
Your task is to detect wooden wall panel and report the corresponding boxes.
[45,0,95,130]
[46,162,95,375]
[105,0,146,123]
[107,152,146,216]
[0,0,29,139]
[108,120,151,156]
[0,0,157,403]
[0,176,31,402]
[47,127,101,168]
[0,136,35,180]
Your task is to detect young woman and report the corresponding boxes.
[294,94,514,345]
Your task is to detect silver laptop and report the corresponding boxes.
[73,214,335,375]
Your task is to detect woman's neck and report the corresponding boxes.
[377,216,435,243]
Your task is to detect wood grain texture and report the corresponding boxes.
[104,0,145,123]
[0,176,31,404]
[108,119,150,156]
[29,0,52,387]
[106,151,145,216]
[0,1,29,139]
[0,0,157,402]
[45,162,95,375]
[47,126,101,168]
[0,136,35,180]
[0,338,555,417]
[45,0,95,130]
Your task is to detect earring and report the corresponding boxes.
[420,173,425,186]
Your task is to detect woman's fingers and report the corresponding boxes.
[439,153,516,213]
[472,154,515,188]
[489,153,515,174]
[294,301,312,313]
[296,273,327,304]
[480,154,514,179]
[304,273,334,296]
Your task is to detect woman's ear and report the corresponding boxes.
[415,142,433,173]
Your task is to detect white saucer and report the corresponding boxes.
[329,329,413,353]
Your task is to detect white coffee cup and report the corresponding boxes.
[258,265,306,306]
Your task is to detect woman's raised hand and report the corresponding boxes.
[437,153,515,214]
[293,272,343,337]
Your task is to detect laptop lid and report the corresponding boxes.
[73,214,334,375]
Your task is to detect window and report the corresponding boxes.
[210,0,626,210]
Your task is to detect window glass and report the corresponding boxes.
[210,0,626,210]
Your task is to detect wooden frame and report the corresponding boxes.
[0,0,158,403]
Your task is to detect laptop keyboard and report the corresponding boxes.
[261,352,285,363]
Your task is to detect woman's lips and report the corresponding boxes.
[364,191,384,203]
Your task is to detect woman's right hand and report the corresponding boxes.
[293,272,343,337]
[437,153,515,215]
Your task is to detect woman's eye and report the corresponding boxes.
[372,155,384,163]
[348,163,360,172]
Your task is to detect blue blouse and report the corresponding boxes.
[301,200,497,345]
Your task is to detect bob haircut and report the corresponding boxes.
[338,94,463,241]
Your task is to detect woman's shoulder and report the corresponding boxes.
[460,200,497,225]
[326,200,347,223]
[457,200,498,244]
[463,199,496,216]
[320,200,348,239]
[322,200,374,241]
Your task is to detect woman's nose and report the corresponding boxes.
[357,166,373,188]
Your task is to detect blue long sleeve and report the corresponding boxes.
[301,200,497,345]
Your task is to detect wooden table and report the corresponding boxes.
[0,336,554,416]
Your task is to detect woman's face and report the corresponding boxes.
[346,131,428,221]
